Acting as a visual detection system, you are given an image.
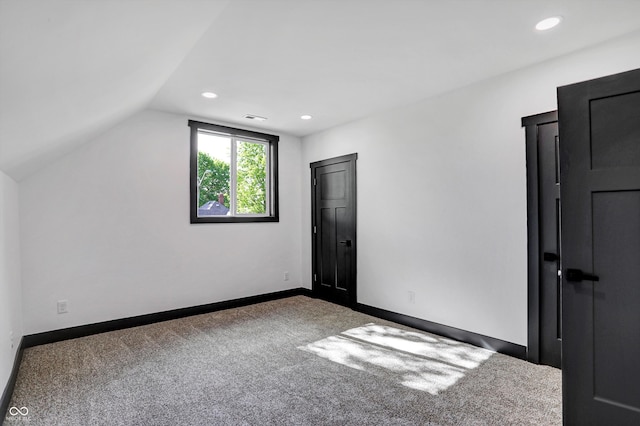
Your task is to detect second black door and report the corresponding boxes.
[537,117,562,368]
[523,111,562,368]
[311,154,357,307]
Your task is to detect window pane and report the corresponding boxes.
[197,132,231,217]
[236,140,268,215]
[189,119,279,223]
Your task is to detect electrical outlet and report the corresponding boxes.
[57,299,68,314]
[408,291,415,304]
[284,271,290,281]
[9,331,14,350]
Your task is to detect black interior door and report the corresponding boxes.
[558,68,640,425]
[538,120,562,368]
[311,154,357,307]
[522,111,562,368]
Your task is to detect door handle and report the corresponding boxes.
[566,268,599,282]
[339,240,352,247]
[543,252,559,261]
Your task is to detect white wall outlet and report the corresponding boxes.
[284,271,290,281]
[9,331,14,350]
[57,299,68,314]
[408,291,415,304]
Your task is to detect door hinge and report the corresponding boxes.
[313,178,317,186]
[313,226,317,234]
[314,273,317,282]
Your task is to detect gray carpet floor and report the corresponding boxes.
[4,296,561,425]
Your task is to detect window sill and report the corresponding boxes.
[190,215,279,224]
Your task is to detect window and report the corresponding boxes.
[189,120,279,223]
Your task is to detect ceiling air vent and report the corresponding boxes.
[244,114,267,121]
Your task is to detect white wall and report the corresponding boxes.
[0,170,21,395]
[19,110,302,334]
[301,31,640,346]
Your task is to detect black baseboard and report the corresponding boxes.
[355,303,527,360]
[23,287,312,349]
[1,337,24,422]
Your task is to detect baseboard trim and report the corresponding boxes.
[355,303,527,360]
[1,337,25,422]
[23,287,313,349]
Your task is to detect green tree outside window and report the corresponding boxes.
[197,151,230,207]
[237,141,267,214]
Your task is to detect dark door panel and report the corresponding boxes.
[538,121,562,368]
[311,154,357,306]
[320,208,337,288]
[558,68,640,425]
[591,191,640,409]
[522,111,561,368]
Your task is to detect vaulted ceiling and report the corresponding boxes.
[2,0,640,180]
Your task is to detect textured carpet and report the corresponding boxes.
[4,296,561,425]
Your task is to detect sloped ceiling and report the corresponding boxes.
[0,0,230,180]
[2,0,640,181]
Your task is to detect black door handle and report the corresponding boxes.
[339,240,352,247]
[566,268,599,282]
[543,252,559,261]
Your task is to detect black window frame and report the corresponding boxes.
[189,120,279,223]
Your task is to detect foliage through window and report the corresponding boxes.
[189,120,279,223]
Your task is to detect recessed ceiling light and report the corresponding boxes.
[245,114,267,121]
[201,91,218,99]
[535,16,562,31]
[300,115,312,120]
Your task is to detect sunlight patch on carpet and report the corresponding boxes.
[299,323,493,395]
